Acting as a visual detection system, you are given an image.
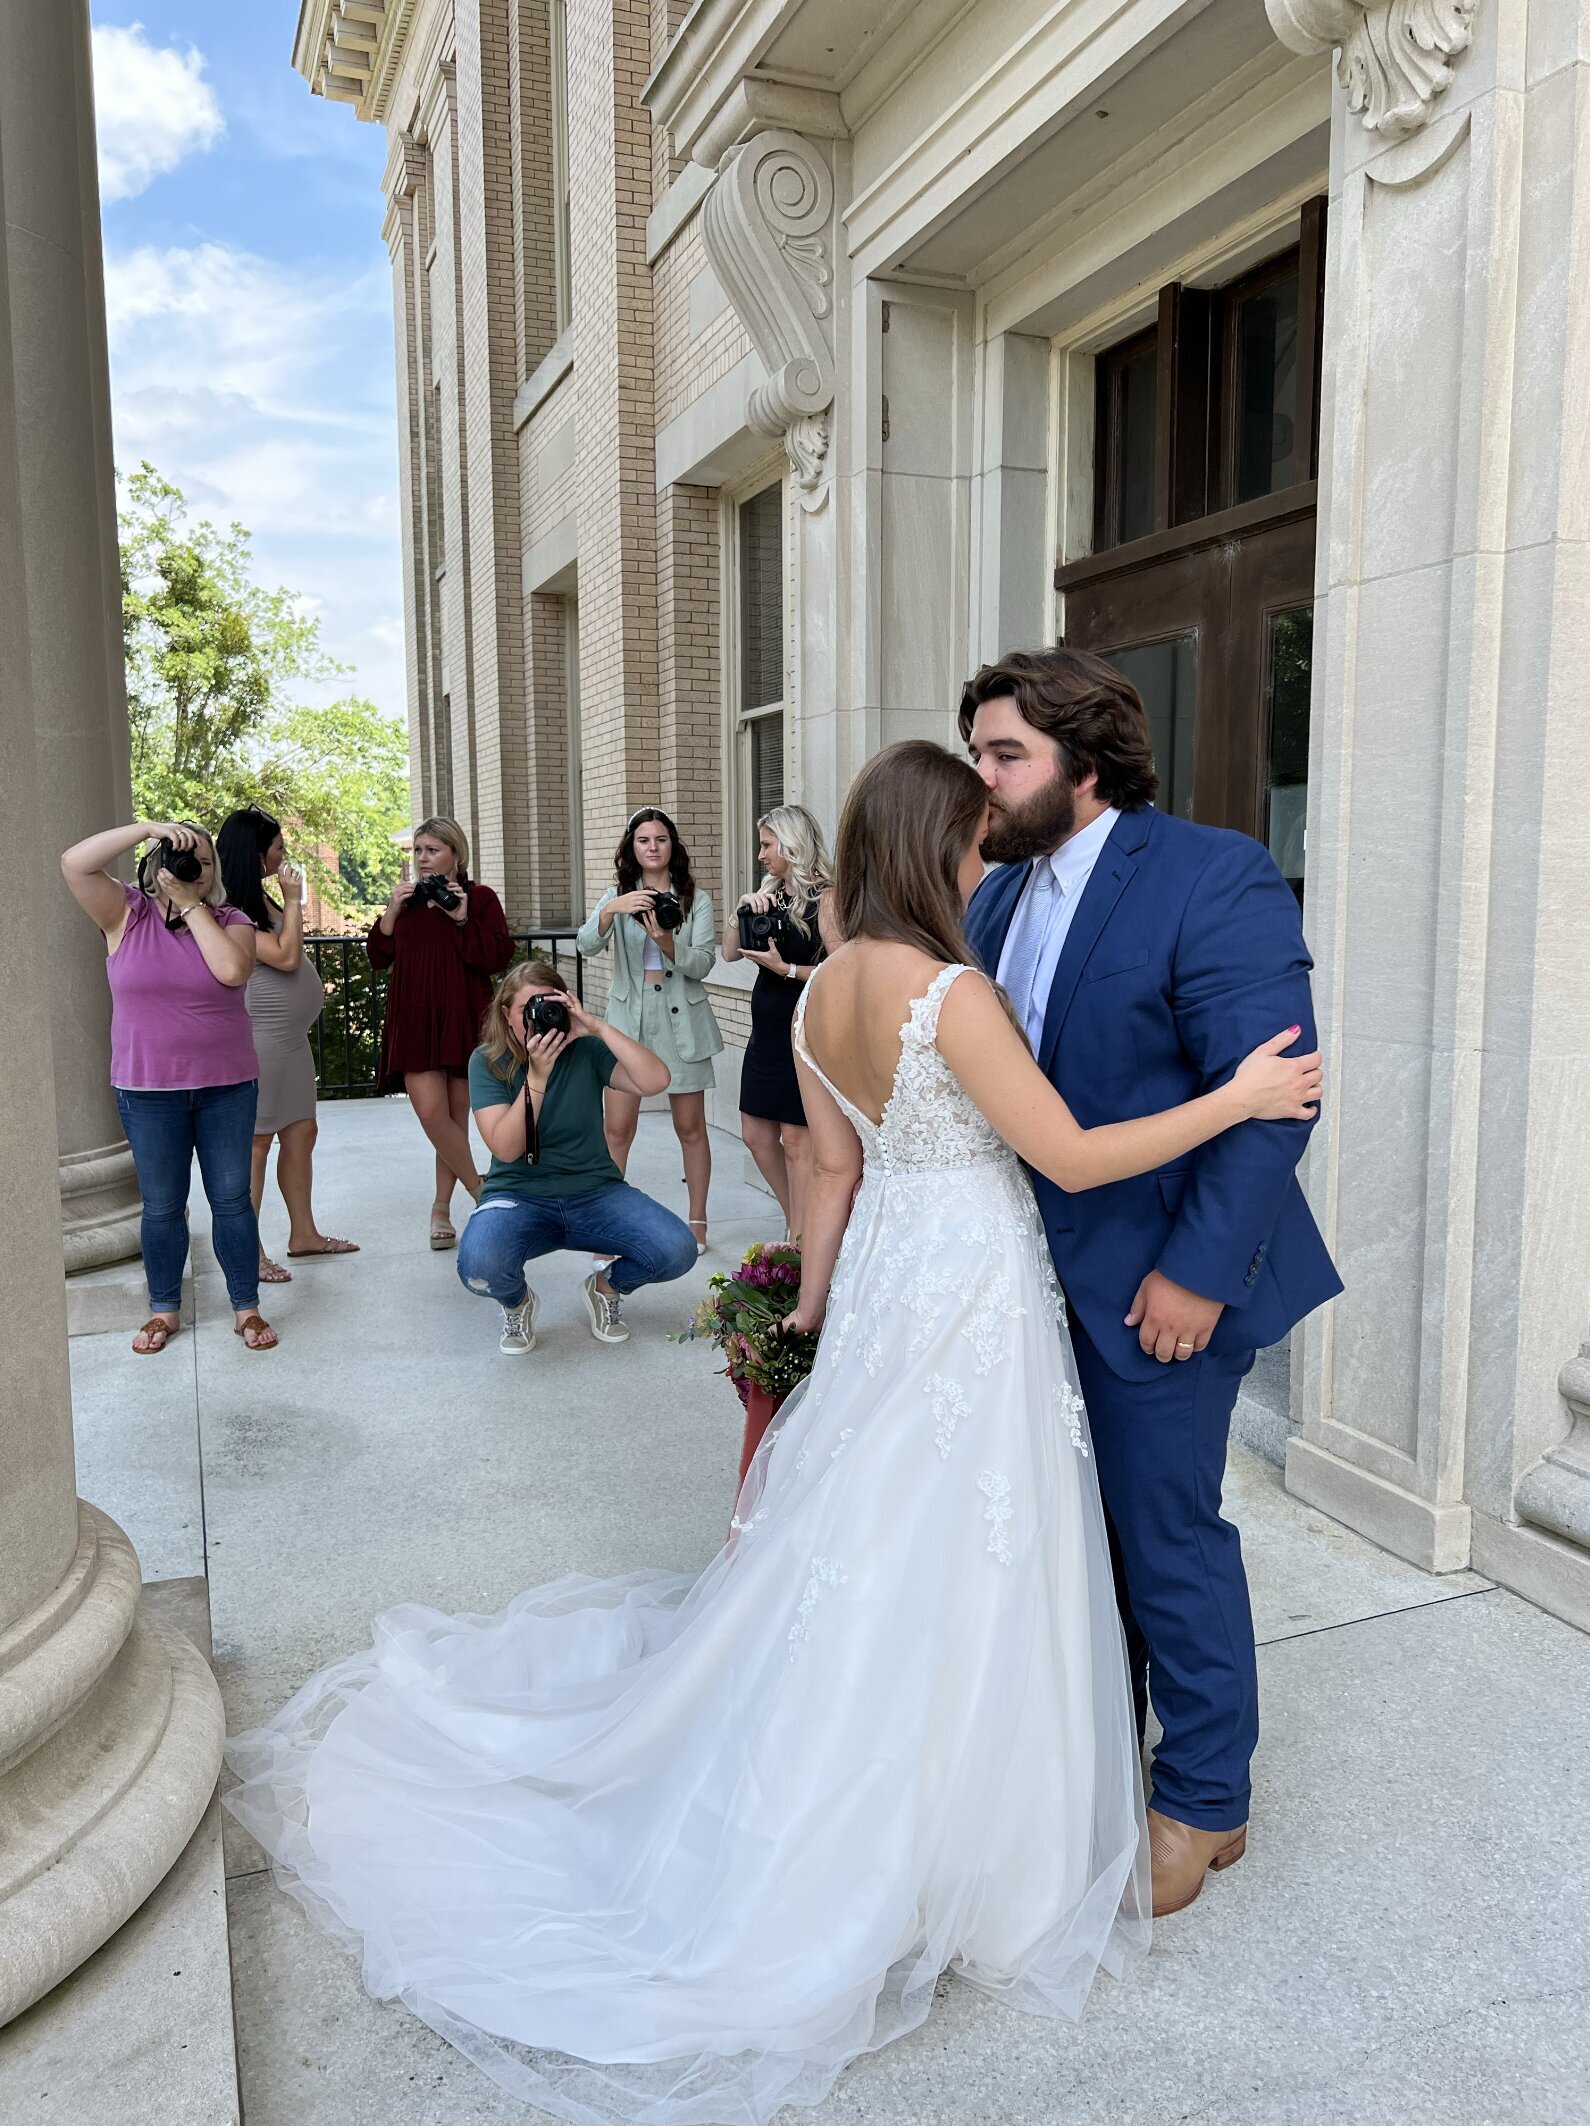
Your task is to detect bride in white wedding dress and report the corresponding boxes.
[225,742,1321,2126]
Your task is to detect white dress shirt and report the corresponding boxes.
[995,807,1121,1051]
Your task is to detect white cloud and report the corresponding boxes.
[104,240,405,717]
[92,24,224,204]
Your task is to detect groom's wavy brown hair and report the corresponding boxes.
[835,744,1022,1034]
[957,648,1158,809]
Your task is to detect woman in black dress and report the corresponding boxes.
[721,805,842,1238]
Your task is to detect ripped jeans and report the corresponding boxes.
[457,1183,698,1306]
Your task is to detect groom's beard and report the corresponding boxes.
[980,769,1077,864]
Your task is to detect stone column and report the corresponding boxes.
[0,12,224,2025]
[1269,0,1590,1628]
[0,0,142,1282]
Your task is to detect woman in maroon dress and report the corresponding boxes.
[368,816,513,1248]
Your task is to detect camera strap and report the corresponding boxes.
[522,1070,541,1166]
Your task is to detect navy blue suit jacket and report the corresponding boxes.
[965,808,1341,1383]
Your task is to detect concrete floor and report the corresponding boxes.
[51,1101,1590,2126]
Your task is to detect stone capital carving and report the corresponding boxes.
[700,129,836,509]
[1266,0,1477,138]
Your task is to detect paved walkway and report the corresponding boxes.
[64,1101,1590,2126]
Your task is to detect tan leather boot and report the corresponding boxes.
[1147,1808,1248,1917]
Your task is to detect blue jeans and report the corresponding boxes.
[115,1082,261,1314]
[457,1184,698,1306]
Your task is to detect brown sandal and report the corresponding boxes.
[132,1316,181,1355]
[233,1314,278,1351]
[286,1236,359,1259]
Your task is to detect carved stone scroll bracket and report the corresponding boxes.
[1266,0,1477,139]
[700,130,836,509]
[1515,1343,1590,1552]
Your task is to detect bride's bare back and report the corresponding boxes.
[798,939,951,1128]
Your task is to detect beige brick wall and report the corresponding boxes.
[655,481,723,912]
[652,219,752,432]
[377,1,758,1063]
[521,373,578,545]
[567,0,661,909]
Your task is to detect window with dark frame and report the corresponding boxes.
[735,479,786,893]
[1090,207,1325,556]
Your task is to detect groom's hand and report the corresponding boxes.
[1126,1270,1224,1364]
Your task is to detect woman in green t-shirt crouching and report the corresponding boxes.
[459,961,699,1354]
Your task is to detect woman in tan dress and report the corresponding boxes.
[217,807,357,1282]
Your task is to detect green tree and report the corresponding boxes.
[120,462,407,915]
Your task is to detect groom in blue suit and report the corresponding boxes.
[962,649,1341,1916]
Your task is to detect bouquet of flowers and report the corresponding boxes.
[672,1240,820,1407]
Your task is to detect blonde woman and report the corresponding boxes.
[577,808,723,1252]
[367,816,514,1248]
[456,961,696,1353]
[720,803,843,1237]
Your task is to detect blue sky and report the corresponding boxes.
[90,4,405,717]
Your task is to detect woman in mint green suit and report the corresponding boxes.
[578,808,724,1252]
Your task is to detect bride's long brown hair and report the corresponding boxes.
[834,743,1027,1039]
[834,742,987,963]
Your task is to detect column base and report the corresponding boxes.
[0,1505,225,2029]
[59,1139,142,1275]
[1285,1435,1473,1573]
[65,1259,193,1338]
[1471,1512,1590,1637]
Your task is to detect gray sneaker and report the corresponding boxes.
[581,1271,629,1344]
[499,1290,539,1355]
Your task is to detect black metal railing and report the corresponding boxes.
[305,928,585,1098]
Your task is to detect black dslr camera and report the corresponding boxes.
[648,890,684,932]
[411,872,461,912]
[737,904,783,952]
[523,993,571,1038]
[154,838,204,885]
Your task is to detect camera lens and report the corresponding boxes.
[158,840,203,885]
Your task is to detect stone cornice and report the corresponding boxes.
[700,129,837,506]
[292,0,424,123]
[643,0,856,167]
[1266,0,1477,138]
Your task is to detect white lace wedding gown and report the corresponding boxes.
[224,966,1150,2124]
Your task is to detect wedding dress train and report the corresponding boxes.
[224,965,1150,2124]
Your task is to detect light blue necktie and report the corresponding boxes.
[1002,862,1058,1050]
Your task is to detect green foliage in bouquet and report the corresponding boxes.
[671,1241,819,1407]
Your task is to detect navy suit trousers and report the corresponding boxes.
[1067,1304,1259,1831]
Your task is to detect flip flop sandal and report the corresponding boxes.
[259,1257,293,1283]
[132,1316,182,1354]
[287,1237,360,1258]
[233,1314,278,1351]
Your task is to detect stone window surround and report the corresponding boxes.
[719,450,792,914]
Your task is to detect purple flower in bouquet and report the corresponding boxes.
[668,1240,821,1401]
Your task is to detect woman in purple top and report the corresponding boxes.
[61,819,280,1353]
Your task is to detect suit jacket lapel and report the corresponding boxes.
[969,862,1031,976]
[1036,813,1148,1077]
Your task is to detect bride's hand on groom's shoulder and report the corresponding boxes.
[1232,1028,1323,1121]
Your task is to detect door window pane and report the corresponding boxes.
[1108,636,1196,821]
[1265,605,1312,901]
[739,483,784,710]
[1116,346,1157,545]
[1235,270,1299,502]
